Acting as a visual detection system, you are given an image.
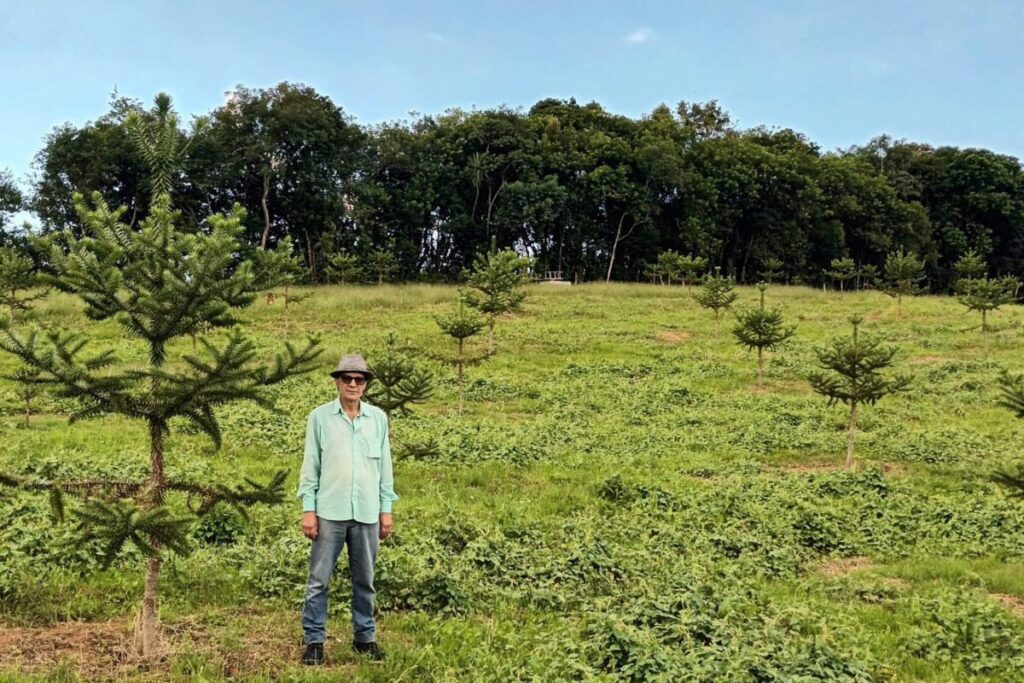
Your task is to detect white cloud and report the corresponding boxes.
[625,27,654,44]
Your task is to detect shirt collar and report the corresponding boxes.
[331,398,368,417]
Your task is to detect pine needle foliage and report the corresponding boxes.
[808,315,911,468]
[327,250,363,286]
[0,246,47,323]
[693,267,738,324]
[365,333,434,418]
[0,186,322,656]
[124,93,205,203]
[827,257,857,292]
[679,254,708,290]
[955,276,1019,335]
[759,257,785,285]
[365,332,436,458]
[953,249,987,282]
[882,249,926,315]
[462,248,532,350]
[434,301,490,415]
[732,282,795,388]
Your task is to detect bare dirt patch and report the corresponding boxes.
[655,330,692,344]
[0,619,135,680]
[991,593,1024,618]
[775,461,907,476]
[816,556,874,577]
[909,355,949,365]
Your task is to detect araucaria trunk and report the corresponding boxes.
[136,418,166,657]
[845,402,858,469]
[757,349,764,389]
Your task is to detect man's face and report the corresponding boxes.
[334,373,369,401]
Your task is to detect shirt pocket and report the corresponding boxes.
[358,433,382,459]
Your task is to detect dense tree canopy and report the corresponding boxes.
[22,86,1024,287]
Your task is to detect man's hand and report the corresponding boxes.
[379,513,393,540]
[301,512,318,540]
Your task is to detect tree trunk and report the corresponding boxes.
[136,418,166,657]
[757,348,764,389]
[605,214,629,283]
[981,309,988,335]
[260,174,271,249]
[488,319,496,353]
[845,402,858,469]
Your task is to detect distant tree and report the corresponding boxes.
[759,257,785,285]
[882,249,926,316]
[679,254,707,290]
[693,267,738,325]
[732,282,795,388]
[5,341,43,427]
[251,236,305,307]
[0,247,46,324]
[462,248,532,350]
[366,333,437,459]
[434,301,489,415]
[953,249,988,284]
[367,248,398,285]
[0,170,23,243]
[858,264,880,290]
[808,315,911,469]
[955,276,1019,336]
[327,250,363,286]
[826,257,857,292]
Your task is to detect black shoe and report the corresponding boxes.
[302,642,325,666]
[353,640,385,661]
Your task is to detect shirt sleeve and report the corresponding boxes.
[297,410,321,513]
[379,412,398,514]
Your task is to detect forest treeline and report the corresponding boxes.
[1,82,1022,289]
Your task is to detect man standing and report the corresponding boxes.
[298,353,397,665]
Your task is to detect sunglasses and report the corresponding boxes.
[337,374,368,386]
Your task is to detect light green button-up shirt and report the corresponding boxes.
[297,398,398,524]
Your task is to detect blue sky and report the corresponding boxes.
[2,0,1022,191]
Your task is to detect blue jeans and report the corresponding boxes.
[301,517,380,644]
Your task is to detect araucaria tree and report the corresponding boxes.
[693,267,738,325]
[434,301,489,415]
[827,257,857,292]
[251,236,305,307]
[366,332,437,458]
[808,316,910,469]
[0,246,46,323]
[955,276,1019,336]
[679,254,708,290]
[462,248,532,350]
[883,248,925,316]
[0,193,321,657]
[759,257,785,285]
[732,282,795,388]
[327,249,362,286]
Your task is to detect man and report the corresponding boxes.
[297,353,397,665]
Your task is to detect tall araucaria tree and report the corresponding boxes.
[0,192,321,657]
[462,247,532,351]
[808,315,910,469]
[732,282,795,388]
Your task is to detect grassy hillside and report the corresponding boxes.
[1,283,1023,681]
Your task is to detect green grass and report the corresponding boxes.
[1,283,1024,680]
